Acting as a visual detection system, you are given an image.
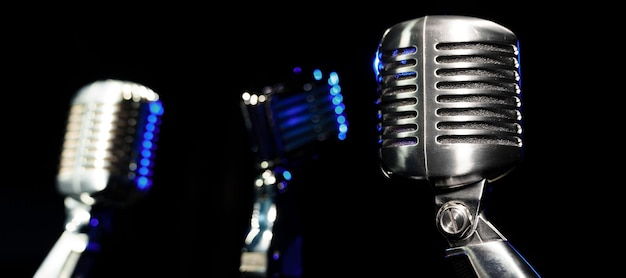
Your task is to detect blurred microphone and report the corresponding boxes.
[34,79,164,278]
[239,66,348,277]
[373,15,540,277]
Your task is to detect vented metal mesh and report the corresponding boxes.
[376,41,522,148]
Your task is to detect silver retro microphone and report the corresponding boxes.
[34,79,164,278]
[239,66,348,277]
[374,15,540,277]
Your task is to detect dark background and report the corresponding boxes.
[0,4,601,278]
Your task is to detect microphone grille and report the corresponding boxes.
[57,79,164,204]
[241,67,348,168]
[433,41,522,146]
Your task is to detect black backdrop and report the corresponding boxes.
[0,4,598,278]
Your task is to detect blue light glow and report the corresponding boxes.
[148,114,158,123]
[338,133,346,140]
[339,124,348,133]
[137,176,151,190]
[313,69,323,81]
[86,242,101,252]
[274,68,348,148]
[135,100,163,192]
[373,51,381,78]
[334,104,345,114]
[328,72,339,85]
[150,102,164,115]
[396,72,415,79]
[139,166,148,175]
[282,170,292,180]
[336,115,346,124]
[332,94,343,105]
[141,157,151,167]
[327,71,348,141]
[517,40,522,92]
[330,85,341,95]
[275,103,310,121]
[279,113,310,130]
[144,131,154,140]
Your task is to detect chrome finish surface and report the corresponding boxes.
[35,79,164,278]
[57,79,163,206]
[375,15,522,189]
[239,68,346,277]
[446,241,539,278]
[375,16,539,277]
[240,169,279,274]
[34,198,91,278]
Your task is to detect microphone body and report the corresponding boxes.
[239,67,347,277]
[35,79,164,278]
[374,15,539,277]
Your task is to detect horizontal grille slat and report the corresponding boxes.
[436,55,517,67]
[437,81,518,93]
[437,121,520,133]
[381,137,418,148]
[381,110,417,121]
[436,68,517,79]
[437,135,521,146]
[437,108,520,119]
[437,95,519,107]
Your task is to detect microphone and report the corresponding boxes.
[373,15,540,277]
[239,66,348,277]
[34,79,164,278]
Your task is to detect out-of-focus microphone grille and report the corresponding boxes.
[57,79,164,205]
[374,15,523,185]
[241,67,348,168]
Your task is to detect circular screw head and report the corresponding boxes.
[436,201,473,239]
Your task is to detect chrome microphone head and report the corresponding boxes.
[35,79,164,278]
[374,16,541,277]
[56,79,165,207]
[374,15,522,189]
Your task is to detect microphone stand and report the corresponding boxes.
[433,179,540,277]
[240,165,302,278]
[239,168,277,276]
[239,87,305,278]
[34,197,112,278]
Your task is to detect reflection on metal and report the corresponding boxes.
[374,16,540,277]
[239,67,347,277]
[35,79,164,278]
[34,197,91,278]
[240,170,279,274]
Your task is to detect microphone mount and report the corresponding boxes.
[434,179,539,277]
